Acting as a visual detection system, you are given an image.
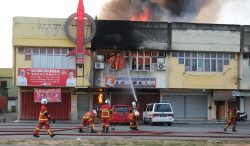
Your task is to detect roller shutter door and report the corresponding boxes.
[245,98,250,120]
[162,95,185,119]
[162,95,207,119]
[77,94,90,119]
[20,92,71,120]
[186,95,207,119]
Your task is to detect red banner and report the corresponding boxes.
[34,88,61,103]
[17,68,76,87]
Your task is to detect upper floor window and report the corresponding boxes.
[172,51,234,72]
[98,50,165,71]
[128,50,165,71]
[19,48,75,69]
[131,50,151,71]
[0,81,7,88]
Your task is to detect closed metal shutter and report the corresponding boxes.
[245,98,250,120]
[162,94,207,119]
[186,95,207,119]
[162,95,185,119]
[20,91,71,120]
[77,94,90,119]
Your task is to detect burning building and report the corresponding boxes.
[12,0,249,121]
[91,20,170,115]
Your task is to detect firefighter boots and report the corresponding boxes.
[91,129,96,133]
[79,128,83,133]
[33,134,40,138]
[106,128,109,133]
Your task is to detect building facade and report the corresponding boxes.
[13,17,93,120]
[0,68,18,112]
[91,20,170,116]
[167,23,241,120]
[13,17,249,121]
[236,25,250,120]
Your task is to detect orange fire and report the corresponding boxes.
[130,7,150,21]
[98,94,103,104]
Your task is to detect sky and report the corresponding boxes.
[0,0,250,68]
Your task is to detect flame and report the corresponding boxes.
[98,94,103,104]
[130,7,150,21]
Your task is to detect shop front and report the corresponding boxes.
[162,89,211,120]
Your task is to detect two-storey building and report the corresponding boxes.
[166,23,241,120]
[13,17,93,120]
[91,20,170,115]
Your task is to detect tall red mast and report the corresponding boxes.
[75,0,91,63]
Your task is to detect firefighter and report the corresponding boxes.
[130,101,139,113]
[128,111,140,130]
[100,99,112,133]
[224,107,238,132]
[33,99,56,138]
[79,110,97,133]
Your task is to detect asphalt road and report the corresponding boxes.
[0,122,250,140]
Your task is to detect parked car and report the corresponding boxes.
[143,103,174,126]
[110,105,130,124]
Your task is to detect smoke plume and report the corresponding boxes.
[98,0,220,23]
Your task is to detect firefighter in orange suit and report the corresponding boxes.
[79,110,97,133]
[33,99,55,137]
[128,111,140,130]
[130,101,139,113]
[100,99,112,133]
[224,107,238,132]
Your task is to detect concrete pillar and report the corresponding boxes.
[240,97,245,112]
[71,93,77,121]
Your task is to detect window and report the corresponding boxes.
[97,50,166,71]
[114,106,129,112]
[174,51,234,72]
[0,81,7,88]
[26,48,75,69]
[154,104,172,112]
[131,50,152,71]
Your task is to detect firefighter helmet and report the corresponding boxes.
[105,99,110,104]
[132,101,136,107]
[134,111,139,117]
[41,99,48,105]
[93,110,97,116]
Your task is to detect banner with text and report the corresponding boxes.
[17,68,76,87]
[104,77,156,88]
[34,88,61,103]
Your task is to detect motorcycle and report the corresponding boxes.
[237,110,248,121]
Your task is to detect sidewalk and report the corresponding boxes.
[0,112,17,123]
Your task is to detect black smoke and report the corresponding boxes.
[98,0,212,22]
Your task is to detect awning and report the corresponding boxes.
[232,90,250,97]
[213,90,236,100]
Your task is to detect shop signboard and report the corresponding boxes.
[17,68,76,87]
[34,88,61,102]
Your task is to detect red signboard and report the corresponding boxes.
[34,88,61,103]
[105,76,156,88]
[17,68,76,87]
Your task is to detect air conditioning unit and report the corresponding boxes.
[157,63,166,71]
[95,62,104,69]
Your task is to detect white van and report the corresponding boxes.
[143,103,174,126]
